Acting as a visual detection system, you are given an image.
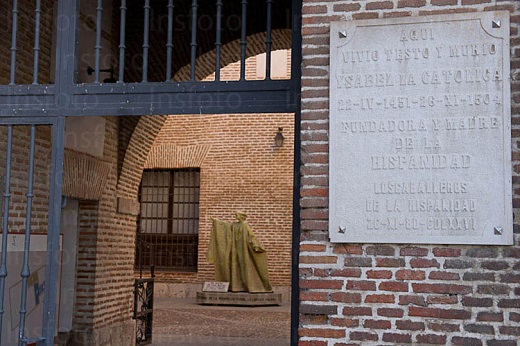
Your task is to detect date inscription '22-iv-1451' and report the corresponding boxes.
[329,12,512,245]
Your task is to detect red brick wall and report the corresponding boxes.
[90,116,135,334]
[0,126,52,233]
[149,112,295,286]
[0,0,54,85]
[299,1,520,345]
[72,200,99,334]
[58,117,135,344]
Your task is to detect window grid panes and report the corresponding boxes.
[136,169,200,272]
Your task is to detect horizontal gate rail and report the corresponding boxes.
[0,81,294,117]
[72,80,294,116]
[0,116,59,125]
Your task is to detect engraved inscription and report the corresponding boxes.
[329,13,512,245]
[399,28,434,42]
[336,68,502,89]
[374,181,469,195]
[340,117,500,134]
[370,154,471,170]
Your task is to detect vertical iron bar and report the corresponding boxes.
[55,0,79,99]
[9,0,19,85]
[189,0,198,81]
[0,126,13,345]
[118,0,127,83]
[215,0,223,81]
[168,173,173,267]
[41,118,65,345]
[18,125,37,345]
[32,0,42,85]
[265,0,273,80]
[165,0,174,81]
[139,240,143,278]
[94,0,103,83]
[142,0,151,82]
[148,277,154,342]
[240,0,248,81]
[290,0,302,345]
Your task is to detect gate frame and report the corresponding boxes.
[290,2,302,345]
[0,0,303,344]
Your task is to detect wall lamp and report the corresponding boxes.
[274,127,285,147]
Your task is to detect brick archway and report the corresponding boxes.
[117,115,168,200]
[117,29,292,200]
[174,29,292,81]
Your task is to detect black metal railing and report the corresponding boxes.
[90,0,289,84]
[2,0,290,84]
[133,266,155,346]
[136,234,198,272]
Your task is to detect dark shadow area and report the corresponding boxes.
[124,0,292,82]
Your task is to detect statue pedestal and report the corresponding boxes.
[196,291,282,306]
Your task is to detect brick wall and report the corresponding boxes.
[0,126,52,233]
[299,1,520,345]
[72,200,99,336]
[90,117,135,340]
[0,0,54,85]
[173,29,292,81]
[64,116,135,344]
[148,112,294,286]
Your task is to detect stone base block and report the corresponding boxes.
[196,291,282,306]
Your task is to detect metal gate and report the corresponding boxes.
[0,0,301,344]
[0,118,65,345]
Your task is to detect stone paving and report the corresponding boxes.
[152,298,291,346]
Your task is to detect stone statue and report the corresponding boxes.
[207,212,273,293]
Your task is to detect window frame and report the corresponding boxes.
[136,168,200,272]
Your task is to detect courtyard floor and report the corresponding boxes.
[151,297,291,346]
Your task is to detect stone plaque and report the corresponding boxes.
[202,281,229,292]
[329,12,512,245]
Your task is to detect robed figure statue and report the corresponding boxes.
[207,212,273,293]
